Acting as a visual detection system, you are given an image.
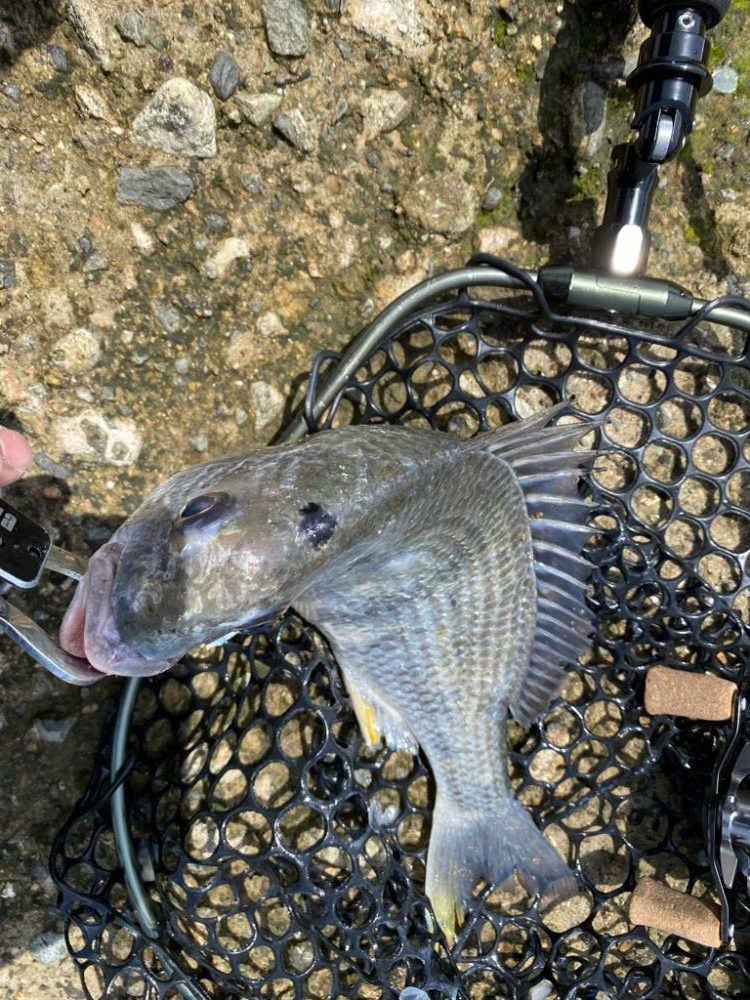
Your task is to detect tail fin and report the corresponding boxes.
[425,792,574,939]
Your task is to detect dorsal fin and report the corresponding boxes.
[468,405,600,724]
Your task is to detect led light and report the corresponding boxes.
[610,224,645,277]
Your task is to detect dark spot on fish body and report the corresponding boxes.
[299,502,337,549]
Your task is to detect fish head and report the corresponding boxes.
[59,446,342,677]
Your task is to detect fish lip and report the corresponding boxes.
[59,541,176,677]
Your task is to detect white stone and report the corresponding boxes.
[51,327,101,374]
[475,226,518,255]
[256,311,288,338]
[43,290,74,329]
[66,0,112,71]
[346,0,434,59]
[236,92,283,127]
[133,78,217,158]
[74,84,111,121]
[360,88,411,140]
[130,222,155,256]
[713,66,738,95]
[56,409,143,466]
[249,380,285,435]
[204,237,251,279]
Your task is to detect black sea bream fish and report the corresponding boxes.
[60,405,597,935]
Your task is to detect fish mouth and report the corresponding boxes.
[59,543,288,677]
[59,542,177,677]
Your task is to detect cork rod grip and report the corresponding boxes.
[629,878,723,949]
[645,666,737,722]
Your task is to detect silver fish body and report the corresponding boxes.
[60,409,596,934]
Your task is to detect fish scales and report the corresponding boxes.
[59,408,597,937]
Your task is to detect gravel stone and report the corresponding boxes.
[236,92,282,127]
[33,453,71,478]
[66,0,112,71]
[399,990,429,1000]
[713,66,738,94]
[482,185,503,211]
[334,37,352,59]
[116,166,195,210]
[174,357,190,374]
[74,84,110,120]
[132,78,217,158]
[204,237,252,278]
[360,88,411,139]
[263,0,310,57]
[249,380,285,435]
[29,931,68,965]
[81,249,108,273]
[205,213,229,233]
[116,11,150,47]
[403,164,480,238]
[1,82,21,102]
[209,51,240,100]
[33,717,76,743]
[241,171,263,194]
[55,409,143,465]
[0,259,17,289]
[51,328,102,374]
[346,0,434,59]
[130,222,156,255]
[273,108,316,153]
[47,44,70,73]
[153,302,181,333]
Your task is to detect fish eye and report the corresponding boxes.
[180,495,219,520]
[175,492,234,530]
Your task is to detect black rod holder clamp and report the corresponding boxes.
[591,1,730,277]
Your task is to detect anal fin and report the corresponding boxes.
[345,675,418,754]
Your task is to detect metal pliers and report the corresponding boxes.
[0,496,101,684]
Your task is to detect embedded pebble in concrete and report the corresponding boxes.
[66,0,112,70]
[132,78,217,158]
[210,51,240,100]
[204,237,252,278]
[55,409,143,466]
[2,82,21,101]
[0,258,17,289]
[273,108,316,153]
[482,185,503,211]
[47,45,69,74]
[29,931,68,965]
[346,0,435,59]
[81,249,108,273]
[116,166,195,210]
[236,92,282,126]
[74,84,110,121]
[713,65,738,94]
[360,88,411,140]
[263,0,310,57]
[116,11,150,47]
[249,380,286,435]
[404,164,481,238]
[51,328,101,374]
[131,222,156,255]
[33,717,76,743]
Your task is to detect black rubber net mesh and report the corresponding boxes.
[51,268,750,999]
